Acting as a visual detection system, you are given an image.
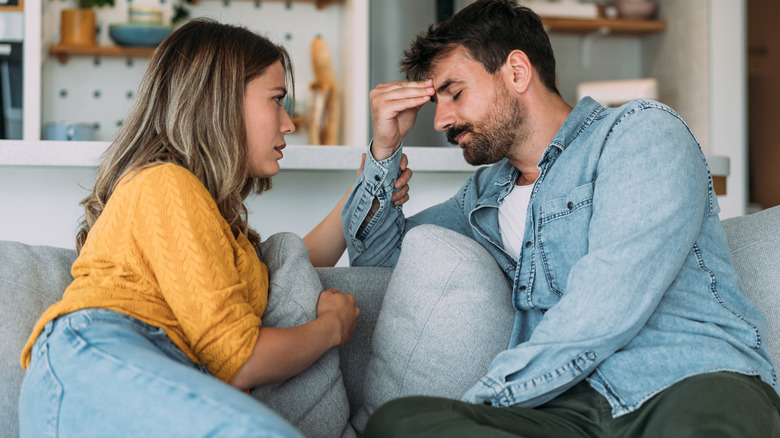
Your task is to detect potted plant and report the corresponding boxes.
[60,0,115,47]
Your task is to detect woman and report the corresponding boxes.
[18,19,410,437]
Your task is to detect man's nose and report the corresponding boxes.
[433,101,454,132]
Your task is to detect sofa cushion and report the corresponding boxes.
[250,232,355,438]
[722,205,780,370]
[0,241,77,438]
[351,224,516,433]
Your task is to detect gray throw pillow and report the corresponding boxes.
[252,233,355,438]
[351,224,516,433]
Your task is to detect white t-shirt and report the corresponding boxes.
[498,183,534,260]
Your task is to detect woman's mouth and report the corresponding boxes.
[274,144,286,158]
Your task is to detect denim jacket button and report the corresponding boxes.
[525,241,532,248]
[518,285,527,292]
[374,175,381,181]
[483,400,493,406]
[567,201,574,209]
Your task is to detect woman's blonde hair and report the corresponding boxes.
[76,19,294,252]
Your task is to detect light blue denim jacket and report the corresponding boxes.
[342,97,778,417]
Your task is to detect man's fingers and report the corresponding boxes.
[373,79,433,93]
[371,81,435,106]
[372,95,432,116]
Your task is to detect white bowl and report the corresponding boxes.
[128,5,164,25]
[614,0,658,20]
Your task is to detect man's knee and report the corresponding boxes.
[641,373,780,437]
[364,396,454,438]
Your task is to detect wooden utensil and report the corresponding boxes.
[309,36,340,145]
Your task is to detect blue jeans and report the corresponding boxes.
[19,308,303,437]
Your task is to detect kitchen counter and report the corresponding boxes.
[0,140,729,194]
[0,140,474,172]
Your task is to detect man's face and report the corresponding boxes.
[429,46,527,166]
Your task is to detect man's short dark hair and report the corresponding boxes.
[401,0,559,95]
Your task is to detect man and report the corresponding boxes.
[342,0,780,436]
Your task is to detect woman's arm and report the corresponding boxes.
[303,153,412,267]
[230,288,359,390]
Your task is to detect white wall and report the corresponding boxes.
[708,0,748,218]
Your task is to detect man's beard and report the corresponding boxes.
[446,93,526,166]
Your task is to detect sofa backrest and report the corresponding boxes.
[0,205,777,437]
[722,205,780,369]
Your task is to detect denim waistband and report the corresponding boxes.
[34,308,208,375]
[60,308,162,332]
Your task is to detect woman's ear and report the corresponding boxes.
[503,50,532,94]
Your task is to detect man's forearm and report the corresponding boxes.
[357,198,381,235]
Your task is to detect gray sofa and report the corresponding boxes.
[1,205,779,437]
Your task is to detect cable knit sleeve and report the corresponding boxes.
[127,164,264,382]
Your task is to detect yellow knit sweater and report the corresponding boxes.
[21,163,268,383]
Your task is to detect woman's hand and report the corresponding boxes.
[316,288,359,347]
[230,288,359,390]
[393,153,413,206]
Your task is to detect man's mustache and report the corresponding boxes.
[446,124,473,145]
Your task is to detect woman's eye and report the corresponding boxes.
[453,91,462,101]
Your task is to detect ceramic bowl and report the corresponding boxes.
[108,23,173,47]
[128,5,164,25]
[614,0,658,20]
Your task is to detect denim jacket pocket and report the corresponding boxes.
[538,182,594,298]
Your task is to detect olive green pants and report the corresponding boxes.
[364,373,780,438]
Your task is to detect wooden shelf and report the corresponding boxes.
[193,0,343,9]
[49,43,157,64]
[0,0,23,12]
[541,17,666,35]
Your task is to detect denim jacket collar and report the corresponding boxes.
[481,97,605,208]
[541,97,604,167]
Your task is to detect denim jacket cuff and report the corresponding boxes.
[363,142,403,196]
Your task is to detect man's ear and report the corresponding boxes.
[503,50,532,94]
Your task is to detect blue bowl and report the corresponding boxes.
[108,23,173,47]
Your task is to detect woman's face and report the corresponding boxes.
[244,60,295,178]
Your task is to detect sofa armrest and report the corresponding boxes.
[722,205,780,369]
[0,241,77,438]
